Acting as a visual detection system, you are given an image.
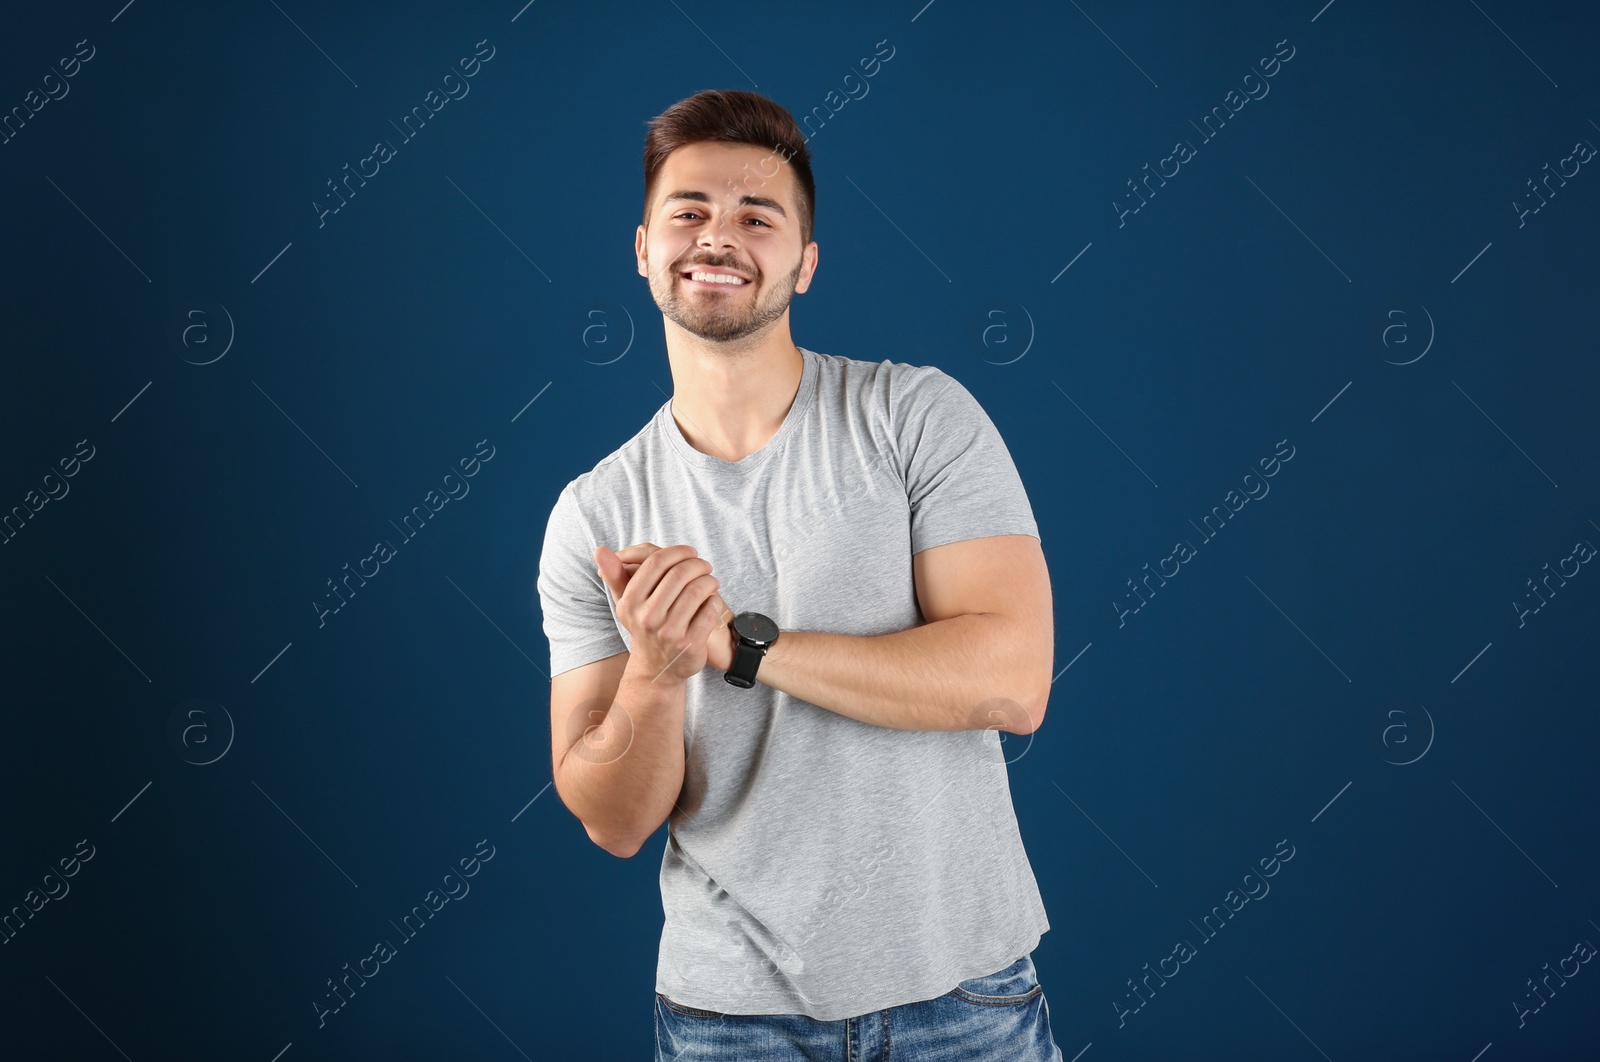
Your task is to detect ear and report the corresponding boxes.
[635,224,648,278]
[793,240,819,295]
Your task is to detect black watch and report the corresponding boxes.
[724,611,780,688]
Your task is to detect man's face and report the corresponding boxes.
[636,141,817,345]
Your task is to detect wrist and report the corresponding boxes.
[723,611,780,688]
[709,622,735,674]
[622,657,688,694]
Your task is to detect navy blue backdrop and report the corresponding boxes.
[3,1,1598,1058]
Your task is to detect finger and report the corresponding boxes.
[631,545,702,608]
[598,544,652,597]
[691,591,727,636]
[665,573,722,642]
[642,556,713,630]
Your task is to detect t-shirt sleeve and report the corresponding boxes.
[536,484,628,677]
[892,368,1040,554]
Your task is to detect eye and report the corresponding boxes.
[673,211,702,221]
[745,217,770,227]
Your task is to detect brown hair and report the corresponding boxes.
[642,89,815,246]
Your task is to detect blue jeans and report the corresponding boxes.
[655,952,1064,1061]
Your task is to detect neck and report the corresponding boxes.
[666,329,804,463]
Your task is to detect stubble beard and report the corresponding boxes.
[654,256,803,346]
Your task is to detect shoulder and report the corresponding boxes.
[804,347,959,420]
[557,407,663,512]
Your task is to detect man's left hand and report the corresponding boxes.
[610,542,736,674]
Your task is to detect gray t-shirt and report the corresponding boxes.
[537,345,1050,1021]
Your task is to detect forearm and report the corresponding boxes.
[554,662,686,857]
[754,613,1040,734]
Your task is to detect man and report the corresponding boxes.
[538,88,1062,1060]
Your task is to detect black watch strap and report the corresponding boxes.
[724,637,766,688]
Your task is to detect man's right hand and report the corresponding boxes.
[595,542,732,684]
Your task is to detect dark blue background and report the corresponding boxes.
[3,1,1597,1058]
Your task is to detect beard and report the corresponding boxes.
[651,254,803,345]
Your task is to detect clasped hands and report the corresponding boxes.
[594,542,737,682]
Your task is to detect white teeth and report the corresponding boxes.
[687,271,747,285]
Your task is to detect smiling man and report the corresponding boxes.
[537,89,1062,1061]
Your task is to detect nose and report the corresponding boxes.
[696,204,743,252]
[696,227,738,253]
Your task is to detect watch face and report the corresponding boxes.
[733,611,779,645]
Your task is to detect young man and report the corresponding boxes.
[538,88,1062,1060]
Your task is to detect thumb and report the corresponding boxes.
[594,545,616,591]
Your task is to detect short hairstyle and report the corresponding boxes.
[642,89,816,247]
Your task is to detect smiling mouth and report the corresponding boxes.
[680,270,751,288]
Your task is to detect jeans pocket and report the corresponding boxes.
[657,991,728,1019]
[950,954,1044,1007]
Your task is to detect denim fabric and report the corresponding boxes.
[655,952,1064,1061]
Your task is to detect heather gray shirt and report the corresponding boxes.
[537,345,1050,1021]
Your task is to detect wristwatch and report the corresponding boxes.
[724,611,780,688]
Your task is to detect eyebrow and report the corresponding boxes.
[662,190,788,219]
